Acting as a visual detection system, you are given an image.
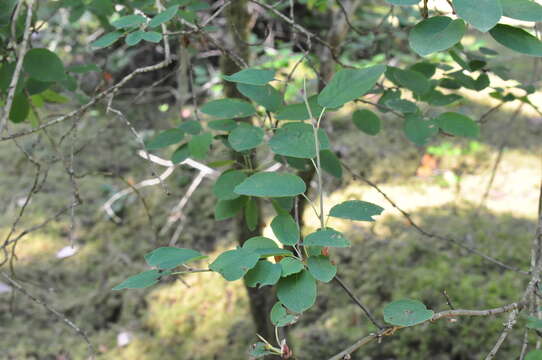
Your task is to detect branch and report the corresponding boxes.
[343,164,529,275]
[0,0,34,135]
[333,275,383,329]
[1,272,95,358]
[328,302,524,360]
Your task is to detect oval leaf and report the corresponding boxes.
[209,248,260,281]
[318,65,386,108]
[228,123,264,152]
[304,228,350,248]
[453,0,502,32]
[223,68,276,86]
[111,14,146,29]
[91,31,122,48]
[145,129,184,150]
[144,247,205,269]
[112,269,171,290]
[201,98,256,119]
[270,302,298,327]
[237,83,282,112]
[245,260,282,288]
[149,5,179,28]
[404,115,438,145]
[383,299,434,327]
[234,172,306,198]
[409,16,466,56]
[435,112,480,138]
[277,270,317,313]
[320,150,343,178]
[280,257,305,277]
[307,255,337,283]
[501,0,542,22]
[271,214,300,246]
[23,48,65,82]
[329,200,384,222]
[352,109,381,136]
[490,24,542,57]
[213,170,247,200]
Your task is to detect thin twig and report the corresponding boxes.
[333,275,383,329]
[343,164,529,275]
[328,302,524,360]
[483,309,518,360]
[1,272,95,358]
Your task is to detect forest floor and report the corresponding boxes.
[1,47,542,359]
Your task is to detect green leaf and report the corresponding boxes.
[237,83,282,112]
[352,109,381,135]
[386,67,430,95]
[409,16,466,56]
[23,48,65,82]
[141,31,162,43]
[244,260,282,288]
[144,247,205,269]
[383,299,434,327]
[145,129,184,150]
[270,302,298,327]
[209,248,260,281]
[9,93,29,123]
[435,112,480,138]
[126,30,144,46]
[249,342,274,358]
[188,132,213,159]
[318,65,386,108]
[526,350,542,360]
[228,123,264,152]
[276,95,323,121]
[245,197,259,231]
[304,228,350,248]
[111,14,146,29]
[214,197,246,220]
[171,143,190,164]
[387,99,419,114]
[277,270,317,313]
[149,5,179,28]
[280,257,305,277]
[501,0,542,22]
[526,316,542,329]
[243,236,293,258]
[112,269,171,290]
[271,214,299,246]
[489,24,542,57]
[208,119,237,131]
[409,62,436,78]
[269,122,315,159]
[234,172,306,198]
[422,90,462,106]
[41,89,69,103]
[385,0,418,4]
[319,150,343,178]
[329,200,384,222]
[91,31,122,48]
[200,98,256,119]
[403,115,438,145]
[179,120,202,135]
[213,170,247,200]
[307,255,336,283]
[453,0,502,32]
[223,68,276,86]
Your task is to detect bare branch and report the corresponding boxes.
[333,275,383,329]
[329,302,524,360]
[1,272,95,358]
[343,164,529,275]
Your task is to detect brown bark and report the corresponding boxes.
[220,0,275,341]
